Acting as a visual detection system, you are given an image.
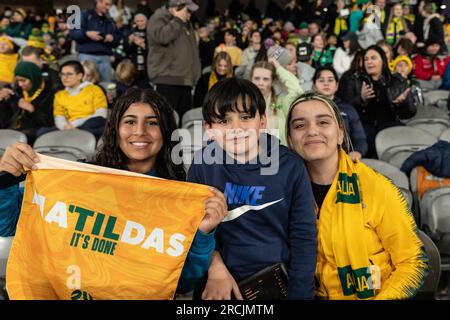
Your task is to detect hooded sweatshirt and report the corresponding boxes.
[187,134,318,299]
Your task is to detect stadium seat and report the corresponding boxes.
[33,129,97,162]
[406,118,449,138]
[181,107,203,130]
[0,236,14,279]
[375,126,438,168]
[0,130,27,157]
[423,90,450,109]
[440,128,450,142]
[415,230,441,300]
[361,158,413,209]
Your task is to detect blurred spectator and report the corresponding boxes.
[194,51,233,108]
[375,0,388,35]
[311,34,333,68]
[394,38,416,57]
[377,40,394,71]
[127,13,148,84]
[21,46,63,92]
[136,0,154,19]
[245,0,262,24]
[326,34,338,57]
[308,21,321,38]
[421,0,447,54]
[297,22,311,44]
[215,28,243,67]
[392,54,413,80]
[413,38,450,90]
[349,2,363,33]
[235,30,261,79]
[146,0,201,118]
[333,32,360,78]
[114,59,150,97]
[296,42,315,91]
[283,0,305,27]
[385,2,410,47]
[0,35,18,85]
[111,15,131,68]
[197,25,216,70]
[82,60,101,85]
[37,60,107,139]
[312,66,368,160]
[70,0,118,82]
[0,61,54,144]
[356,8,384,49]
[250,47,302,145]
[109,0,132,26]
[4,8,32,41]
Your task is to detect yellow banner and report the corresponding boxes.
[6,155,211,300]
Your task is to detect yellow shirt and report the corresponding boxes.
[0,53,18,84]
[54,84,107,122]
[215,45,243,67]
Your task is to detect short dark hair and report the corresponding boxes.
[225,28,238,39]
[202,78,266,125]
[60,60,85,76]
[21,46,43,58]
[313,66,339,84]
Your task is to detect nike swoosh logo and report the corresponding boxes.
[223,199,284,222]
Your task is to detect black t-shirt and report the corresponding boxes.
[311,182,331,219]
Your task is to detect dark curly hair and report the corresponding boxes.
[95,88,186,181]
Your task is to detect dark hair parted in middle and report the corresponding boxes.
[95,88,186,181]
[202,77,266,125]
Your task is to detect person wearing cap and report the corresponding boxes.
[69,0,119,82]
[0,61,54,145]
[27,28,45,50]
[333,32,360,77]
[296,42,315,91]
[4,8,32,40]
[297,22,311,44]
[413,38,450,90]
[146,0,201,119]
[0,35,18,85]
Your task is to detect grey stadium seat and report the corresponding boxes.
[33,129,97,162]
[361,158,413,209]
[440,128,450,142]
[415,230,441,300]
[375,126,438,168]
[0,130,27,157]
[172,121,207,172]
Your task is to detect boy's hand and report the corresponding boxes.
[0,142,39,176]
[202,252,243,300]
[198,187,228,234]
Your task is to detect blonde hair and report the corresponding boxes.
[115,59,137,86]
[81,60,100,84]
[286,92,353,152]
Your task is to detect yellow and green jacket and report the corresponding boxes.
[315,151,428,300]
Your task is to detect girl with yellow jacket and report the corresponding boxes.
[286,93,428,300]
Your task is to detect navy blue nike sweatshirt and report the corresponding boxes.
[187,134,317,299]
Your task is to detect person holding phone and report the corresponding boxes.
[146,0,201,119]
[342,45,416,158]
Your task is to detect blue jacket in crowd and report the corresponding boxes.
[70,8,119,56]
[187,134,318,300]
[335,97,368,156]
[401,140,450,177]
[0,170,212,294]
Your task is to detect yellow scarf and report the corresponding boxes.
[386,17,405,46]
[319,149,427,299]
[334,17,348,37]
[208,71,231,91]
[321,149,376,299]
[22,80,45,102]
